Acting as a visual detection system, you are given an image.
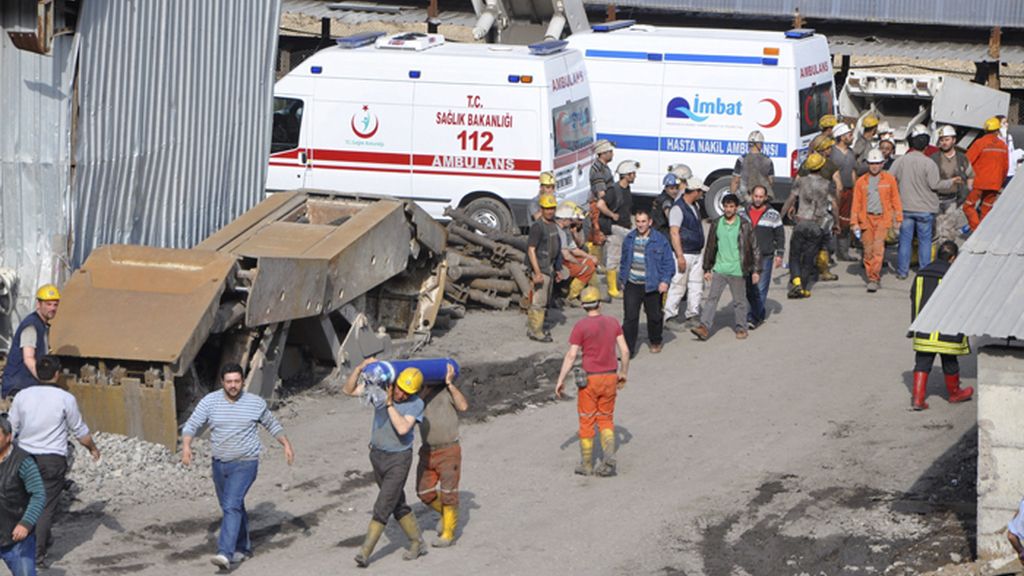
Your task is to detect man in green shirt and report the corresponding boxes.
[691,194,760,341]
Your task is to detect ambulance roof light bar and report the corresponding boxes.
[336,31,385,49]
[528,40,568,56]
[375,32,446,51]
[592,20,636,32]
[785,28,815,39]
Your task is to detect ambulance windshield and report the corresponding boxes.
[272,97,304,153]
[552,97,593,156]
[798,82,835,137]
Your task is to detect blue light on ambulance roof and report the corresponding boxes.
[508,75,520,83]
[337,31,385,49]
[311,66,323,74]
[785,28,815,39]
[528,40,568,56]
[592,20,636,32]
[409,70,421,79]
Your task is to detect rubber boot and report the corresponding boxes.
[944,373,974,403]
[836,234,856,262]
[606,270,622,299]
[787,277,810,299]
[595,428,617,477]
[912,371,930,411]
[432,505,458,548]
[354,520,386,568]
[575,437,594,476]
[567,278,585,306]
[816,250,838,281]
[526,310,551,342]
[397,513,427,561]
[588,243,606,274]
[429,498,443,534]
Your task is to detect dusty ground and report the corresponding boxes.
[42,252,996,576]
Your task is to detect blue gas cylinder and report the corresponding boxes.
[362,358,460,388]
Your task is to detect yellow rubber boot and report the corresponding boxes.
[429,498,443,533]
[606,270,622,299]
[397,513,427,561]
[575,437,594,476]
[354,519,386,567]
[527,309,551,342]
[588,243,606,273]
[567,278,585,306]
[596,428,617,477]
[817,250,838,281]
[787,277,811,299]
[433,506,458,548]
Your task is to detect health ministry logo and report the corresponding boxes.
[351,105,379,139]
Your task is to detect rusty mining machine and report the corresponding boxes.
[48,190,448,450]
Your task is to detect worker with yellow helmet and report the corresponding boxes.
[818,114,838,139]
[2,284,61,398]
[853,114,880,159]
[555,201,601,306]
[343,358,427,567]
[526,193,562,341]
[781,153,838,299]
[963,116,1010,231]
[530,171,557,221]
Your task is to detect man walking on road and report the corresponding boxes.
[651,173,682,237]
[851,149,903,292]
[181,363,294,571]
[931,125,974,243]
[782,153,836,299]
[416,363,468,548]
[2,285,60,399]
[908,241,973,410]
[665,178,708,327]
[691,194,760,341]
[555,287,630,478]
[730,131,774,203]
[597,161,638,298]
[588,140,615,260]
[964,116,1009,231]
[830,123,859,262]
[9,357,101,568]
[0,414,46,576]
[526,194,561,342]
[343,359,427,567]
[618,209,674,357]
[743,185,785,328]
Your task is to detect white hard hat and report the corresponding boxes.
[747,130,765,144]
[936,125,957,139]
[554,205,575,219]
[616,160,640,175]
[668,163,692,181]
[832,123,852,138]
[685,176,709,192]
[866,149,885,164]
[877,121,892,134]
[594,139,614,155]
[910,123,931,138]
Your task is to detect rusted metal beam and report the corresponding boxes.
[467,278,518,293]
[988,26,1002,89]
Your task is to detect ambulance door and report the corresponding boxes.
[305,76,413,198]
[267,95,312,191]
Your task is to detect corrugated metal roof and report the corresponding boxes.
[586,0,1024,29]
[71,0,281,265]
[282,0,477,27]
[909,177,1024,340]
[829,34,1024,62]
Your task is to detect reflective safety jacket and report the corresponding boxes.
[909,260,969,355]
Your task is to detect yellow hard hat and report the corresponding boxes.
[396,368,423,395]
[538,194,557,209]
[580,286,601,305]
[804,152,826,172]
[812,136,835,152]
[573,207,585,220]
[35,284,60,301]
[819,114,838,129]
[984,116,1001,132]
[862,115,879,129]
[539,171,556,186]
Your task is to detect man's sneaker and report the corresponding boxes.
[735,329,749,340]
[690,324,710,341]
[866,281,879,293]
[232,551,253,564]
[649,343,663,354]
[683,316,700,329]
[747,319,763,331]
[211,554,231,570]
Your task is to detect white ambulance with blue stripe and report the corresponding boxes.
[566,22,834,215]
[268,32,595,231]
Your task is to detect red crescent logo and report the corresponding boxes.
[758,98,782,129]
[351,112,379,139]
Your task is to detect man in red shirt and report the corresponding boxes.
[555,287,630,477]
[964,116,1009,230]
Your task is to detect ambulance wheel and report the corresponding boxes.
[705,177,732,220]
[464,197,514,233]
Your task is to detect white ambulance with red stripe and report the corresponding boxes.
[268,32,595,231]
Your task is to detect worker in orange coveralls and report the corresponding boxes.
[963,116,1009,230]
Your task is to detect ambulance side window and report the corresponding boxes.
[272,97,304,153]
[799,82,835,137]
[552,97,594,156]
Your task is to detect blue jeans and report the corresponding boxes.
[0,534,36,576]
[897,212,934,277]
[212,459,258,558]
[746,255,774,324]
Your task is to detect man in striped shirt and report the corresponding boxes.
[0,415,46,576]
[182,363,294,571]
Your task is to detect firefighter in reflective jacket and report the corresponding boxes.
[908,240,973,411]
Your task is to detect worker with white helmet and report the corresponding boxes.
[830,122,859,262]
[963,116,1009,231]
[666,177,709,327]
[931,125,974,243]
[730,130,774,204]
[851,149,903,292]
[554,202,600,306]
[588,139,616,255]
[597,160,639,298]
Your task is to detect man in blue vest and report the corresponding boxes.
[2,285,60,399]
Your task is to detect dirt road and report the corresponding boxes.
[47,261,979,576]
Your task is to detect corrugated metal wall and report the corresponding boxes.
[0,5,76,349]
[72,0,281,264]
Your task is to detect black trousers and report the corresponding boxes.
[622,281,663,355]
[369,448,413,525]
[914,351,959,375]
[34,454,68,557]
[789,221,824,286]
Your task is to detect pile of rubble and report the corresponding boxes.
[443,207,533,312]
[67,432,213,507]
